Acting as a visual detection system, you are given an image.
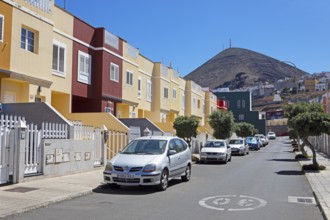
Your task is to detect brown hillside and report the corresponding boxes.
[184,47,309,89]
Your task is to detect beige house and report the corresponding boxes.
[0,0,73,116]
[185,80,205,125]
[118,41,154,119]
[203,88,217,131]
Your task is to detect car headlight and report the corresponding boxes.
[104,162,113,171]
[239,146,245,149]
[143,164,156,172]
[200,152,207,156]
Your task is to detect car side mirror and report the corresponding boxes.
[168,149,176,155]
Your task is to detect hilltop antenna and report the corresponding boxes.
[63,0,66,9]
[229,38,232,48]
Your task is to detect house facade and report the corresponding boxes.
[214,90,266,135]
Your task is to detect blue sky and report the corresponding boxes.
[57,0,330,77]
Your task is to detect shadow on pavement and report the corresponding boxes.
[92,179,184,195]
[268,158,297,162]
[275,170,305,175]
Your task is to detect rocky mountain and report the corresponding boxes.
[184,47,309,90]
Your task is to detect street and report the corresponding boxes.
[5,137,323,220]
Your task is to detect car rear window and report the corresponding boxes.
[205,141,225,148]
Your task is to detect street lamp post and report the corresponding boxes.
[281,61,299,93]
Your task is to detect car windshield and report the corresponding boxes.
[229,139,243,144]
[204,141,225,148]
[121,140,167,155]
[268,132,275,135]
[246,137,257,143]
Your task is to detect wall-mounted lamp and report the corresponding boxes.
[37,86,42,93]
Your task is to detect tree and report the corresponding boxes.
[173,116,199,148]
[209,110,235,139]
[234,122,255,138]
[285,102,324,156]
[291,112,330,167]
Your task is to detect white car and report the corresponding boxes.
[255,134,268,147]
[229,138,249,156]
[103,136,192,191]
[267,131,277,140]
[200,139,232,164]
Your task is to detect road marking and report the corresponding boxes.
[199,195,267,211]
[288,196,316,204]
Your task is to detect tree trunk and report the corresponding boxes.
[304,138,318,166]
[298,137,308,157]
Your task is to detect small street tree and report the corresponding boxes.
[234,122,255,138]
[209,110,235,139]
[291,111,330,167]
[285,102,324,156]
[173,116,199,148]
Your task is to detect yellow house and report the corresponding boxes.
[0,0,73,116]
[118,41,154,119]
[185,80,205,125]
[50,6,73,115]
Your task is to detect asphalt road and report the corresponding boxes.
[6,137,323,220]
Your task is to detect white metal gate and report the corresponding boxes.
[0,126,13,184]
[94,128,102,165]
[24,124,42,175]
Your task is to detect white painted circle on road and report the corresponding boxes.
[199,195,267,211]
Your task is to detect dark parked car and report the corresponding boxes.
[246,136,261,150]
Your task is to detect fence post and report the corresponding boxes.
[13,120,27,183]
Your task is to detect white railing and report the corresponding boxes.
[42,122,68,139]
[0,115,26,128]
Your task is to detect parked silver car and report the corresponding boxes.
[229,138,249,156]
[103,136,192,191]
[255,134,268,147]
[200,139,232,164]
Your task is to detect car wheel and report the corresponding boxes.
[109,183,120,189]
[228,155,232,162]
[181,165,191,182]
[223,156,228,164]
[158,169,169,191]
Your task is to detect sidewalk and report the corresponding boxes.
[0,148,330,219]
[296,147,330,220]
[0,168,104,219]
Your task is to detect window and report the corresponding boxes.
[164,87,169,98]
[182,94,185,110]
[21,28,35,52]
[193,98,196,108]
[0,15,3,42]
[137,77,142,99]
[52,41,66,76]
[173,89,177,99]
[242,100,246,108]
[147,80,152,102]
[78,51,91,84]
[239,114,244,120]
[110,63,119,82]
[237,100,241,108]
[126,70,133,86]
[197,100,201,108]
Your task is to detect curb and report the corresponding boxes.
[0,190,94,219]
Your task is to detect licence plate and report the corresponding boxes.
[117,174,135,179]
[207,155,218,158]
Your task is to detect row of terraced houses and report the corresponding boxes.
[0,0,220,149]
